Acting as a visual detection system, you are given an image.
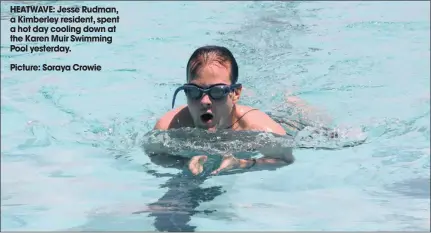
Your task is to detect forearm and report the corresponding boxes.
[213,156,291,176]
[247,157,292,171]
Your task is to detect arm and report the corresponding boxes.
[210,148,293,176]
[210,111,294,176]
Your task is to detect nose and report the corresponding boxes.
[200,93,212,107]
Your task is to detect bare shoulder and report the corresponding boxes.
[237,105,286,136]
[154,105,192,130]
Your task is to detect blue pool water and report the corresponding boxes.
[1,1,430,231]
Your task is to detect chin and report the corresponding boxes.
[199,123,216,130]
[195,121,218,130]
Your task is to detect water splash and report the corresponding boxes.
[142,125,367,158]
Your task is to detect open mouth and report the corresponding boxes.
[200,113,214,123]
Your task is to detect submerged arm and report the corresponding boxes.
[210,146,294,176]
[210,112,295,176]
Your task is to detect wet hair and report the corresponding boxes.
[186,45,239,84]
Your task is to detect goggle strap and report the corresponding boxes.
[171,86,185,108]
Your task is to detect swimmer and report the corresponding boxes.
[152,45,325,175]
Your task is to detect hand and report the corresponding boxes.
[188,155,208,175]
[188,154,252,176]
[211,154,243,175]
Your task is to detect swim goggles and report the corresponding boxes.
[171,83,242,108]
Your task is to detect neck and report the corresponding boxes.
[224,105,239,129]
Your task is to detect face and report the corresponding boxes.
[186,62,241,130]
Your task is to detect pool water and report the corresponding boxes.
[1,1,430,231]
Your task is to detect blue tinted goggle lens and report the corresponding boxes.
[184,85,228,100]
[171,83,242,108]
